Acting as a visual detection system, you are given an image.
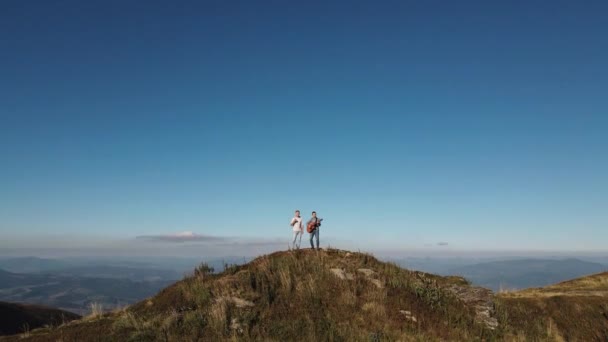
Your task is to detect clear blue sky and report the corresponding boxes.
[1,1,607,255]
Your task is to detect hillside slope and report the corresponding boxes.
[0,301,80,336]
[496,272,608,341]
[1,249,497,341]
[2,250,607,341]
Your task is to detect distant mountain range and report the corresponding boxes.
[0,257,71,274]
[0,256,192,275]
[0,256,252,316]
[0,256,250,276]
[446,258,607,291]
[0,267,172,315]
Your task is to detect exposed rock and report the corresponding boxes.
[176,305,196,313]
[230,318,244,334]
[370,279,384,289]
[448,285,498,329]
[357,268,383,288]
[400,310,417,323]
[232,297,255,308]
[330,268,354,280]
[217,296,255,308]
[357,268,375,277]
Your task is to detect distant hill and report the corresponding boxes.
[0,268,172,315]
[0,302,79,336]
[3,250,607,341]
[0,257,73,274]
[447,258,607,291]
[0,256,253,317]
[0,256,250,279]
[0,268,49,288]
[51,265,183,282]
[386,256,480,275]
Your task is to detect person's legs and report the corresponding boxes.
[315,228,320,249]
[292,231,298,249]
[297,231,302,249]
[309,231,315,249]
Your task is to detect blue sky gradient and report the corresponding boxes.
[1,1,607,255]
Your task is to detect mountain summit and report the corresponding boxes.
[2,249,607,341]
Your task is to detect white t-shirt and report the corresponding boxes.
[290,216,303,232]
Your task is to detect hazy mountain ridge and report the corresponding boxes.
[0,256,253,316]
[0,268,172,315]
[0,256,250,277]
[0,258,72,274]
[48,266,183,282]
[446,258,607,291]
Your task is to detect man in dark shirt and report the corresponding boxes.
[307,211,323,250]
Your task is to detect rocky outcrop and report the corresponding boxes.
[330,268,354,280]
[448,285,498,329]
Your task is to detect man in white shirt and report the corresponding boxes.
[290,210,303,249]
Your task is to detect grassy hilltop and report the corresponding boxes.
[2,249,607,341]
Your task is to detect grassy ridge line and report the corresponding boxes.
[8,249,608,341]
[6,249,492,341]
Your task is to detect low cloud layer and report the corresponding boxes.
[130,231,320,257]
[136,231,226,243]
[134,231,287,249]
[437,242,449,246]
[214,240,287,248]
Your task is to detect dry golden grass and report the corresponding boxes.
[339,288,357,306]
[278,268,292,291]
[546,318,566,342]
[83,302,103,321]
[209,299,229,333]
[361,301,386,319]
